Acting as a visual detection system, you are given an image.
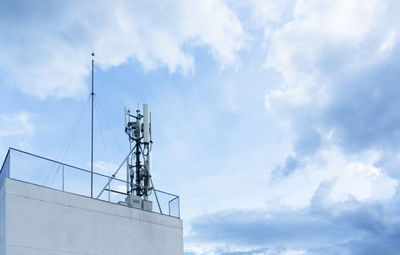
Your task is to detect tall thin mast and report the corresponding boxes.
[91,52,95,198]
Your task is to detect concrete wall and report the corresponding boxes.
[1,178,183,255]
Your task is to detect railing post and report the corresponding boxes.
[108,177,111,202]
[62,164,65,191]
[8,148,11,178]
[0,148,11,190]
[178,196,180,218]
[167,196,180,218]
[153,189,163,215]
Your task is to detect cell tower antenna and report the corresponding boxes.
[124,104,154,209]
[90,52,95,198]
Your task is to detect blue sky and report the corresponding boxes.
[1,0,400,254]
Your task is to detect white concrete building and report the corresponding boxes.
[0,178,184,255]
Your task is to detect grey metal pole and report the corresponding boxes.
[7,148,10,178]
[108,177,111,202]
[96,146,136,199]
[62,164,64,191]
[91,52,95,198]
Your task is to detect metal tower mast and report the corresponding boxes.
[124,105,153,205]
[91,52,95,198]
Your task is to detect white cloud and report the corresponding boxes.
[247,0,295,25]
[0,112,35,155]
[257,1,400,210]
[93,161,117,175]
[264,85,311,113]
[379,29,397,52]
[268,144,398,208]
[0,112,34,138]
[262,0,394,113]
[0,0,244,99]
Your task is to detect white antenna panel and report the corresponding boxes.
[124,107,128,127]
[148,151,152,176]
[150,112,152,141]
[143,104,150,143]
[148,151,152,189]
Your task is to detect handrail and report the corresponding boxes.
[0,148,10,174]
[151,178,163,214]
[9,147,128,183]
[168,196,180,217]
[2,147,180,218]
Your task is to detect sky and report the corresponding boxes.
[1,0,400,254]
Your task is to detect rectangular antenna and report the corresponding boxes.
[143,104,150,143]
[150,112,152,141]
[124,107,128,127]
[148,151,152,189]
[148,151,152,176]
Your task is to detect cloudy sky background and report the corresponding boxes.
[1,0,400,254]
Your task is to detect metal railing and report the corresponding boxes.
[0,148,180,218]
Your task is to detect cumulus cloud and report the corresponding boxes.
[186,182,400,255]
[270,145,398,207]
[0,112,35,154]
[262,0,400,117]
[0,112,34,138]
[323,55,400,152]
[177,2,400,253]
[259,0,400,177]
[265,0,386,82]
[215,2,400,252]
[0,0,244,99]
